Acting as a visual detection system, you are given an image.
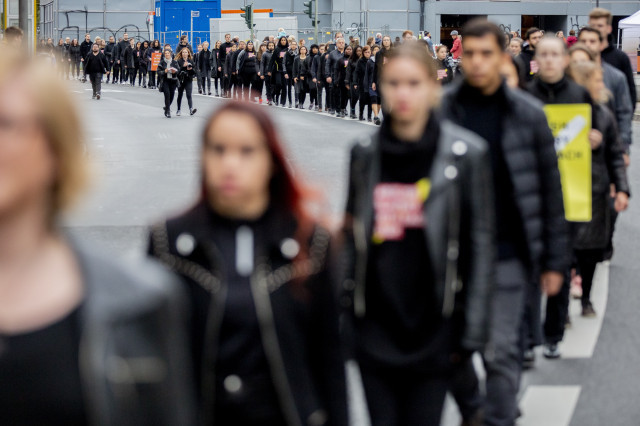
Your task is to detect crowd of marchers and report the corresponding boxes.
[0,8,633,426]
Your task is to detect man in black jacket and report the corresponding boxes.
[84,43,110,100]
[79,33,92,71]
[514,27,542,84]
[197,41,215,95]
[311,44,327,111]
[441,20,569,426]
[218,34,234,96]
[117,33,130,84]
[325,38,345,116]
[104,36,116,83]
[589,7,637,111]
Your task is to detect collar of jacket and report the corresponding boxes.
[349,118,466,317]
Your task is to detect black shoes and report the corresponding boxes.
[164,107,171,118]
[522,349,536,369]
[190,108,197,116]
[208,92,212,96]
[96,93,101,100]
[373,116,381,125]
[582,303,596,317]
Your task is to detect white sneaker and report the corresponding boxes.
[176,110,181,116]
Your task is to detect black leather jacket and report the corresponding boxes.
[342,120,496,353]
[69,239,196,426]
[148,202,348,426]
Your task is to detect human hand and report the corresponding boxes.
[541,271,563,296]
[615,192,629,212]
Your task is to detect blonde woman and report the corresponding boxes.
[0,48,195,424]
[175,47,197,116]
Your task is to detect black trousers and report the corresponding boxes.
[138,66,147,85]
[213,76,220,93]
[309,80,317,106]
[241,71,256,100]
[285,77,294,104]
[148,70,157,87]
[128,67,137,85]
[360,365,448,426]
[89,73,102,96]
[316,80,325,109]
[120,64,128,82]
[544,268,571,345]
[359,90,371,118]
[71,61,81,78]
[254,76,264,99]
[333,83,348,111]
[297,79,309,105]
[112,62,120,82]
[177,79,194,110]
[199,72,211,93]
[162,79,177,110]
[576,248,604,307]
[326,79,335,110]
[273,72,286,105]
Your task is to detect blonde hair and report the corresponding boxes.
[0,47,88,220]
[589,7,613,25]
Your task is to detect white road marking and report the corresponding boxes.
[518,386,581,426]
[560,261,609,358]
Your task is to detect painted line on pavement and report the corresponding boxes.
[560,261,609,359]
[518,386,581,426]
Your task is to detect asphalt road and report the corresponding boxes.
[63,80,640,425]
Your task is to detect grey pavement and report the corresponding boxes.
[64,80,640,425]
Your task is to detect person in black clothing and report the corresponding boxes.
[526,36,608,358]
[117,33,131,84]
[269,36,289,107]
[237,41,259,102]
[219,34,234,97]
[68,39,81,80]
[568,60,630,314]
[230,42,244,100]
[441,20,569,426]
[514,27,542,84]
[366,44,382,124]
[354,45,372,121]
[79,33,92,71]
[157,49,179,118]
[198,41,216,95]
[254,43,267,103]
[104,36,116,83]
[342,42,495,426]
[146,39,162,89]
[371,35,392,119]
[139,40,149,87]
[335,45,352,118]
[293,45,312,109]
[312,44,329,111]
[0,51,196,426]
[213,40,222,96]
[589,8,637,112]
[148,101,348,426]
[434,45,454,85]
[260,41,275,104]
[123,39,137,86]
[55,39,67,79]
[345,45,362,119]
[195,44,204,93]
[83,43,110,99]
[326,38,346,116]
[284,40,298,108]
[307,44,319,109]
[176,47,198,117]
[175,34,194,56]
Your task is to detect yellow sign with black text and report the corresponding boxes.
[543,104,592,222]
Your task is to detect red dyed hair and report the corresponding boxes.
[200,101,316,249]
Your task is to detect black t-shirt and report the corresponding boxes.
[209,208,284,424]
[357,115,452,373]
[0,306,88,426]
[458,82,527,261]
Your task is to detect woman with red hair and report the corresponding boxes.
[148,101,347,426]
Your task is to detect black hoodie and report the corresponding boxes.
[269,37,289,74]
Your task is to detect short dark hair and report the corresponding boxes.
[462,19,506,51]
[578,26,604,43]
[525,27,542,41]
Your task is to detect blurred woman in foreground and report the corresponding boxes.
[0,48,195,426]
[148,101,347,426]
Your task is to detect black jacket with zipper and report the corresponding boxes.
[441,79,570,275]
[69,44,82,63]
[157,59,180,86]
[148,202,348,426]
[341,118,496,355]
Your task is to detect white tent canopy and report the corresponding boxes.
[619,10,640,29]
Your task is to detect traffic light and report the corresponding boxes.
[303,0,314,21]
[240,5,253,30]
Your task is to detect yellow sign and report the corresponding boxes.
[543,104,592,222]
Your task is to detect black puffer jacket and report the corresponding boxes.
[574,103,630,249]
[69,44,81,63]
[148,202,348,426]
[441,79,570,275]
[514,48,537,84]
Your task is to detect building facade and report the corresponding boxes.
[38,0,640,46]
